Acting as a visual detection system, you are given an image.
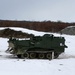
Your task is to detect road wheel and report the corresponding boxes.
[23,53,29,59]
[38,53,44,59]
[46,53,52,59]
[54,52,59,59]
[30,53,36,59]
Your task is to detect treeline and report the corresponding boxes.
[0,20,75,32]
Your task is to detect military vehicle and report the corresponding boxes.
[6,34,67,59]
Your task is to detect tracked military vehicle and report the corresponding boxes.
[6,34,67,59]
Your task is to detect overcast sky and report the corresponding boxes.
[0,0,75,22]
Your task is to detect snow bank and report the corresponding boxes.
[0,27,46,36]
[59,26,75,35]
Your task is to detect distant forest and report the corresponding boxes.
[0,20,75,32]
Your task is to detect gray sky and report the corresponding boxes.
[0,0,75,22]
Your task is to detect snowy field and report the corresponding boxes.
[0,27,75,75]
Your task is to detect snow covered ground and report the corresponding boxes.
[0,27,75,75]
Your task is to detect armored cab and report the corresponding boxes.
[6,34,67,59]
